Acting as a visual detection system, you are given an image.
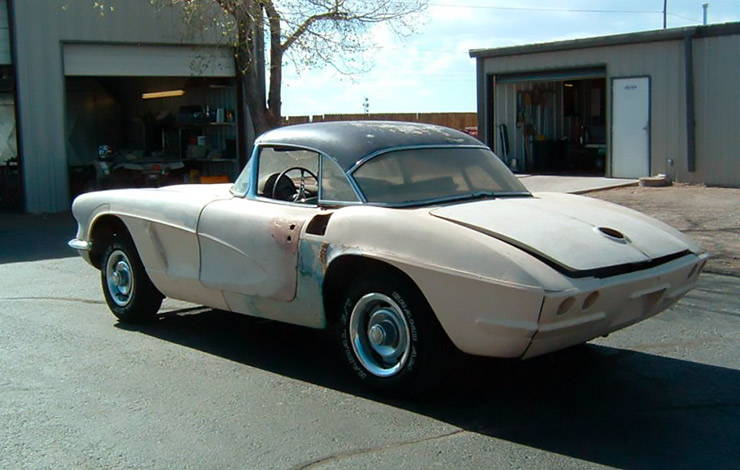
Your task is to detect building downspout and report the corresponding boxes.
[475,59,486,145]
[684,29,696,173]
[487,74,495,151]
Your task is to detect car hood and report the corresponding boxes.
[430,192,694,274]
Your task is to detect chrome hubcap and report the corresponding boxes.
[349,293,411,378]
[106,250,134,307]
[369,324,386,345]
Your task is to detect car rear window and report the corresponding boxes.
[352,147,528,204]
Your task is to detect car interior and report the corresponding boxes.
[258,147,319,204]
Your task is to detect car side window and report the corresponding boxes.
[231,159,251,196]
[321,156,359,203]
[257,147,319,204]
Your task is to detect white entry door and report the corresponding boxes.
[612,77,650,178]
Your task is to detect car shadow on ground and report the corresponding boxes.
[117,307,740,468]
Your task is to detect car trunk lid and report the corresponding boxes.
[429,195,689,273]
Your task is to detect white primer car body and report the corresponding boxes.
[70,121,707,392]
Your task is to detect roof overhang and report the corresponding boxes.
[469,21,740,59]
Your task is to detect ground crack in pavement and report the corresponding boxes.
[0,296,104,305]
[291,429,466,469]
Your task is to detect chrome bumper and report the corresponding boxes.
[68,238,91,251]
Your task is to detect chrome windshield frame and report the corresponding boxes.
[235,142,365,205]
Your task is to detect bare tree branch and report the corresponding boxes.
[94,0,428,134]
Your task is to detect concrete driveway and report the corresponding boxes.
[517,175,637,193]
[1,213,738,469]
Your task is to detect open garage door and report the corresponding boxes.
[493,67,607,175]
[0,0,20,211]
[63,44,242,200]
[63,44,236,77]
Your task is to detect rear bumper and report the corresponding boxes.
[522,252,708,358]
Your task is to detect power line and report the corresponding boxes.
[667,12,703,23]
[426,3,661,14]
[425,2,706,25]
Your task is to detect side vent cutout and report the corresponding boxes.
[306,213,333,236]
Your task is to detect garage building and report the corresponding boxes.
[1,0,249,214]
[471,22,740,186]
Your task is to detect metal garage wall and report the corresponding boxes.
[693,34,740,187]
[64,44,235,77]
[0,0,10,64]
[12,0,234,213]
[483,40,686,181]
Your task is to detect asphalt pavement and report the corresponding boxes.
[1,213,739,469]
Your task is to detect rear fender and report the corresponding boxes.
[322,244,544,357]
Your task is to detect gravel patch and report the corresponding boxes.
[588,184,739,276]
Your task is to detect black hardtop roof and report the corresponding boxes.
[255,121,483,171]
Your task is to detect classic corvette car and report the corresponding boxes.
[69,121,707,393]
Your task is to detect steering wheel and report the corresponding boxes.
[273,166,318,202]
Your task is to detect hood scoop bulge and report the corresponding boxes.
[596,226,629,243]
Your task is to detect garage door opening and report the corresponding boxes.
[65,76,241,199]
[494,70,607,176]
[0,65,20,211]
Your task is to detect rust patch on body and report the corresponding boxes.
[319,242,330,268]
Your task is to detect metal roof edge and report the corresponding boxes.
[469,21,740,59]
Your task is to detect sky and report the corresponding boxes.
[280,0,740,117]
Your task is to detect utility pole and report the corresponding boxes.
[663,0,668,29]
[702,3,709,25]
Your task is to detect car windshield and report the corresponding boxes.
[352,147,529,205]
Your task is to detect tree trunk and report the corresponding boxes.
[265,6,283,130]
[240,67,273,136]
[234,7,281,138]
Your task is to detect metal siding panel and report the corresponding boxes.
[63,44,235,77]
[15,2,67,212]
[13,0,234,213]
[0,0,10,64]
[694,35,740,187]
[496,67,604,83]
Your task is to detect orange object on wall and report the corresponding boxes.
[200,175,230,184]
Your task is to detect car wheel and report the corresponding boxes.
[338,274,450,395]
[101,235,163,323]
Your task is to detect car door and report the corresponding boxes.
[197,198,319,302]
[197,145,321,303]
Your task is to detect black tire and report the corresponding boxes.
[100,234,163,323]
[338,272,451,395]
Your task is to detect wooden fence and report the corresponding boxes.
[283,112,478,131]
